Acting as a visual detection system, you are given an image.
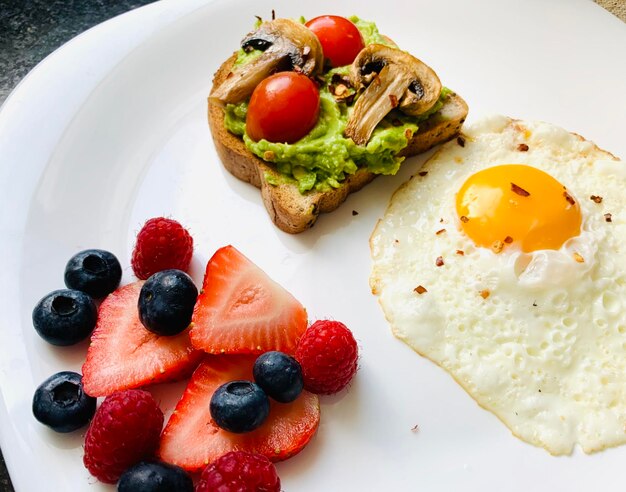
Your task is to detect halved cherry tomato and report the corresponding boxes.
[305,15,365,68]
[246,72,320,144]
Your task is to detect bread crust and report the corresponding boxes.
[208,54,469,233]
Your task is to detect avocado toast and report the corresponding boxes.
[208,16,469,233]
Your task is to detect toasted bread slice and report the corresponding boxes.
[208,54,469,233]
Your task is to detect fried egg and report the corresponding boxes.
[370,115,625,455]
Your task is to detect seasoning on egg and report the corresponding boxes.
[511,182,530,197]
[563,191,576,206]
[414,285,427,294]
[590,195,603,204]
[491,240,504,254]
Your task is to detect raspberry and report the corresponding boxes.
[195,451,281,492]
[83,390,164,484]
[131,217,193,280]
[295,320,358,395]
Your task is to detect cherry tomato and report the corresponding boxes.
[246,72,320,144]
[305,15,365,67]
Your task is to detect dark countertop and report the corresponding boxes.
[0,2,157,489]
[0,0,157,104]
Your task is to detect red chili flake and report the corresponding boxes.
[389,94,399,108]
[480,290,490,299]
[435,229,446,235]
[456,250,465,256]
[414,285,427,295]
[590,195,603,204]
[457,136,466,147]
[605,213,613,223]
[460,215,469,223]
[418,171,428,177]
[435,256,444,267]
[517,143,529,152]
[573,252,585,263]
[504,236,513,244]
[352,210,359,216]
[563,191,576,206]
[511,182,530,197]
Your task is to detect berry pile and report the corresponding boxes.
[31,216,359,489]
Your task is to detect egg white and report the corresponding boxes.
[370,115,626,455]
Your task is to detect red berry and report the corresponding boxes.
[82,281,202,397]
[83,389,164,484]
[195,451,281,492]
[158,356,319,471]
[131,217,193,280]
[295,320,358,395]
[190,246,307,355]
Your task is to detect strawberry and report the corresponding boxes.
[82,282,203,397]
[190,246,307,355]
[158,355,320,471]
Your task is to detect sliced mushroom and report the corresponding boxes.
[210,19,323,105]
[344,44,442,145]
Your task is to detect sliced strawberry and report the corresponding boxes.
[190,246,307,355]
[158,355,319,471]
[82,281,203,397]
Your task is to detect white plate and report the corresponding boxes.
[1,0,625,490]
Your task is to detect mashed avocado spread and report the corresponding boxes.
[223,17,450,194]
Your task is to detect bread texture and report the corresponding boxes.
[208,54,469,233]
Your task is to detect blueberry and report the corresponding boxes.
[253,351,303,403]
[118,461,193,492]
[64,249,122,298]
[32,371,96,432]
[210,381,269,433]
[138,270,198,336]
[32,289,97,345]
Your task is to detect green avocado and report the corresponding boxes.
[223,17,449,194]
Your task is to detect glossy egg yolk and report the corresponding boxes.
[455,164,582,252]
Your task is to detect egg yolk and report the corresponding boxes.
[455,164,582,252]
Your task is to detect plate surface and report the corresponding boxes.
[1,0,626,490]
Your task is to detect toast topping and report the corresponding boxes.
[210,19,323,105]
[345,44,442,145]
